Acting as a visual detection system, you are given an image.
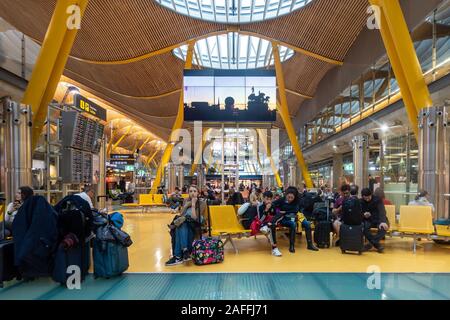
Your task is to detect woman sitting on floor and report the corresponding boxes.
[165,185,207,266]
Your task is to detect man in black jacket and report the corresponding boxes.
[360,188,389,253]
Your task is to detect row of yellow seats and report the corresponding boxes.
[388,205,450,237]
[139,194,165,205]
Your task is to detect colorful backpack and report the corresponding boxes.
[191,237,224,266]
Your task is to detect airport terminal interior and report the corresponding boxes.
[1,0,450,300]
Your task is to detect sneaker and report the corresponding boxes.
[182,250,192,262]
[362,243,374,252]
[165,256,183,266]
[375,245,385,253]
[260,225,270,235]
[272,248,282,257]
[335,239,341,247]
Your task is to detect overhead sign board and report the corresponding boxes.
[73,94,107,121]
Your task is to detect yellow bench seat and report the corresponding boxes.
[209,205,255,253]
[398,205,435,253]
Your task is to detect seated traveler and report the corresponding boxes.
[165,185,207,266]
[374,187,393,205]
[332,184,351,246]
[270,187,319,255]
[360,188,389,253]
[75,185,96,209]
[5,190,23,237]
[255,191,280,256]
[168,187,184,212]
[12,186,59,281]
[408,190,435,212]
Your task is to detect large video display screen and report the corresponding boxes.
[184,69,277,122]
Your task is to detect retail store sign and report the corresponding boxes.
[73,94,107,121]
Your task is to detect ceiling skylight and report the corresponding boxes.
[155,0,313,24]
[174,33,294,69]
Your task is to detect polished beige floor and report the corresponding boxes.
[121,211,450,273]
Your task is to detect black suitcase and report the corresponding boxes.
[53,203,91,286]
[52,241,90,285]
[313,204,331,248]
[314,221,331,248]
[0,240,19,288]
[340,224,364,254]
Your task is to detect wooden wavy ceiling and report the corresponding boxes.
[0,0,370,141]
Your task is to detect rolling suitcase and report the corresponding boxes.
[340,224,364,255]
[93,238,129,278]
[52,241,90,285]
[313,204,331,248]
[0,240,19,288]
[314,221,331,248]
[52,203,91,286]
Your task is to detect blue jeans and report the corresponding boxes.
[301,219,312,231]
[173,222,194,258]
[271,216,296,245]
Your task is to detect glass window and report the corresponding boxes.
[383,131,417,207]
[174,33,294,69]
[156,0,313,24]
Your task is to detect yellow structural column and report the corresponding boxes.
[111,126,133,153]
[369,0,419,138]
[138,137,151,152]
[27,0,89,151]
[150,41,195,193]
[376,0,432,112]
[272,41,314,189]
[146,149,160,167]
[257,129,283,188]
[106,130,115,157]
[22,0,79,110]
[190,128,211,176]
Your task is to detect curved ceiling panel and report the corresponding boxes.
[66,52,184,97]
[283,54,335,96]
[241,0,369,61]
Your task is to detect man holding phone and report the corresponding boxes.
[360,188,389,253]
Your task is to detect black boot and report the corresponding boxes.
[289,229,296,253]
[305,228,319,251]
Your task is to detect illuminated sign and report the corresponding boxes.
[110,154,135,160]
[73,94,107,121]
[110,160,135,165]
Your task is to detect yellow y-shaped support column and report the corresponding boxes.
[190,128,211,176]
[368,0,427,138]
[25,0,89,151]
[272,42,314,189]
[146,149,160,167]
[106,130,115,157]
[150,41,195,193]
[138,137,151,152]
[111,126,133,154]
[257,129,283,188]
